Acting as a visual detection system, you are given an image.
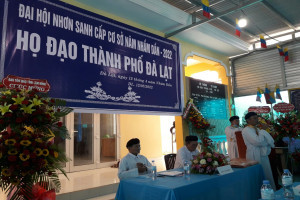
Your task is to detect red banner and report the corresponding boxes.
[273,103,294,113]
[2,75,50,92]
[248,106,271,113]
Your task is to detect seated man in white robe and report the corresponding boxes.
[174,136,199,169]
[225,116,242,160]
[118,138,152,180]
[242,112,275,190]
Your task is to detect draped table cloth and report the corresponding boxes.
[115,164,264,200]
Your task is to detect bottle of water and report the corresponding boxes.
[282,169,294,199]
[151,160,157,180]
[261,180,275,200]
[184,161,190,180]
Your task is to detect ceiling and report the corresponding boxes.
[73,0,300,57]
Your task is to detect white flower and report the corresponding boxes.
[206,153,212,157]
[213,161,219,166]
[200,159,206,165]
[193,160,198,164]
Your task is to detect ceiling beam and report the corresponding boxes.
[187,0,256,38]
[261,0,296,30]
[165,0,263,38]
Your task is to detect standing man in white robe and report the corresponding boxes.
[225,116,242,160]
[118,138,152,180]
[174,136,199,169]
[242,112,275,190]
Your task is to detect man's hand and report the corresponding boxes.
[137,163,147,173]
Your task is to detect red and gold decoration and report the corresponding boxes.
[283,48,289,62]
[264,84,276,104]
[201,0,210,19]
[0,78,72,200]
[277,45,284,56]
[256,87,263,102]
[255,84,281,104]
[260,35,267,48]
[275,84,282,100]
[235,19,241,37]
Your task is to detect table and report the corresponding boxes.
[115,164,264,200]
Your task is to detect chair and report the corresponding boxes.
[235,131,247,159]
[164,154,176,170]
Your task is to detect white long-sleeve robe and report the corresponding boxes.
[174,146,199,169]
[225,126,242,159]
[242,126,275,190]
[118,153,152,180]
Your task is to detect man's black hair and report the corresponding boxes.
[245,112,257,120]
[185,135,198,143]
[126,138,140,148]
[229,116,239,122]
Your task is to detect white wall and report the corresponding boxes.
[160,116,176,154]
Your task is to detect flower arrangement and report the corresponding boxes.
[183,99,226,174]
[273,112,300,142]
[201,136,214,153]
[0,83,72,200]
[183,99,214,150]
[191,151,228,175]
[183,99,211,132]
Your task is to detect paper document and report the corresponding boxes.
[158,171,183,176]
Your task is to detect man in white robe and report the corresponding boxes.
[118,138,152,180]
[242,112,275,190]
[225,116,242,160]
[174,136,199,169]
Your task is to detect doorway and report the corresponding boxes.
[55,112,120,172]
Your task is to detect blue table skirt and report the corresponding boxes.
[115,164,265,200]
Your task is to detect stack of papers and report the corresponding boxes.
[158,171,183,177]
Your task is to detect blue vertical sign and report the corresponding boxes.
[0,0,182,114]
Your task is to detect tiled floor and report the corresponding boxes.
[58,168,119,195]
[0,156,166,200]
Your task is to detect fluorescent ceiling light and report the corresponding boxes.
[238,18,247,28]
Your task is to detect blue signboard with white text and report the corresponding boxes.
[0,0,182,114]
